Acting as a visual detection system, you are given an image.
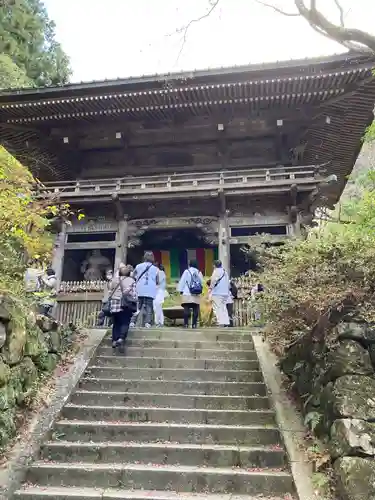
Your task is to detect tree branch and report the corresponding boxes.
[333,0,345,27]
[294,0,375,52]
[255,0,375,53]
[175,0,221,62]
[254,0,299,17]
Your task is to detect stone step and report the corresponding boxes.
[70,391,271,410]
[85,366,264,382]
[14,486,294,500]
[52,420,281,446]
[78,378,267,396]
[41,441,286,468]
[126,329,255,342]
[25,462,294,495]
[61,404,276,426]
[102,338,255,350]
[92,356,260,371]
[96,347,259,360]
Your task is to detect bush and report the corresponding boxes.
[261,170,375,355]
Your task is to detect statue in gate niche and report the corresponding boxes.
[80,250,112,281]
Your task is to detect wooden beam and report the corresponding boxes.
[111,192,124,220]
[65,241,116,250]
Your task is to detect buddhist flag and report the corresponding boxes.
[146,248,217,281]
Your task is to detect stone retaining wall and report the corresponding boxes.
[0,304,77,451]
[280,319,375,500]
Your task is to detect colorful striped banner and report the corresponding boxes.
[160,250,171,281]
[147,248,217,280]
[204,248,214,277]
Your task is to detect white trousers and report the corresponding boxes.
[153,289,165,325]
[212,295,230,326]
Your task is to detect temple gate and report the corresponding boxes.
[1,52,375,325]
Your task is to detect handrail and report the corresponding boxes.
[43,164,320,187]
[39,165,323,197]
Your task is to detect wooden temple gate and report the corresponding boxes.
[2,53,375,327]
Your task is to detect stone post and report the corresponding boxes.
[114,216,128,269]
[288,212,302,237]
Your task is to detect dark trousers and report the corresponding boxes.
[226,303,234,327]
[183,303,199,328]
[112,309,133,342]
[138,296,154,326]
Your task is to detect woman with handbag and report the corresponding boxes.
[108,265,137,352]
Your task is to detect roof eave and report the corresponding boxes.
[1,51,374,103]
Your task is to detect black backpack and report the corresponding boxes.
[188,271,203,295]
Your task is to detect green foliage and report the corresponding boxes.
[0,146,72,320]
[261,169,375,354]
[0,54,33,90]
[366,121,375,142]
[0,0,71,88]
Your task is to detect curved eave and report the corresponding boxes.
[1,53,374,124]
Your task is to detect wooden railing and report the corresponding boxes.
[56,295,253,328]
[57,278,256,328]
[59,280,105,294]
[42,165,324,199]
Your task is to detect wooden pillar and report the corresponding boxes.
[218,192,230,274]
[51,222,66,289]
[114,216,128,269]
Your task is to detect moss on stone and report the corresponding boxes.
[1,319,27,366]
[19,356,38,391]
[0,408,16,448]
[0,356,10,387]
[9,365,25,405]
[0,386,10,411]
[45,328,61,354]
[321,375,375,428]
[35,352,58,372]
[335,456,375,500]
[24,325,48,359]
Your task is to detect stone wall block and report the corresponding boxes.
[24,326,48,359]
[0,301,10,322]
[1,319,27,366]
[34,352,58,373]
[0,408,16,448]
[0,386,10,411]
[45,328,61,354]
[0,321,6,349]
[325,340,373,381]
[336,321,375,347]
[330,418,375,459]
[9,365,25,405]
[0,356,10,387]
[322,375,375,424]
[335,456,375,500]
[19,357,38,391]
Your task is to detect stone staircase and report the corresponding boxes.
[14,328,297,500]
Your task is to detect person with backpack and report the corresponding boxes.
[226,279,238,327]
[107,264,136,352]
[177,259,204,329]
[209,260,230,327]
[133,251,159,328]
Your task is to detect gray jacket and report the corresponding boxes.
[108,276,134,300]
